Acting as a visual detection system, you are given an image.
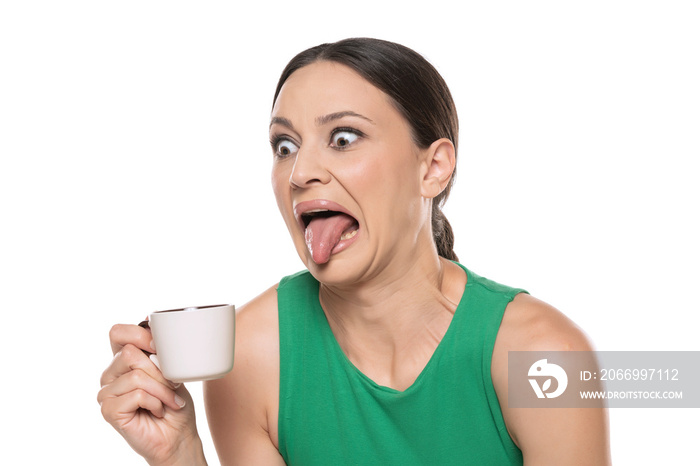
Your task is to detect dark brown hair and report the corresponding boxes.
[273,38,459,261]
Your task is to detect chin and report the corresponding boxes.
[302,252,371,288]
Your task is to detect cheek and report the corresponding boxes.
[271,173,283,204]
[349,147,423,226]
[271,167,294,221]
[368,146,421,197]
[271,164,289,199]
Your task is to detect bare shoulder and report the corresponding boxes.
[233,284,281,358]
[496,293,593,353]
[203,285,285,465]
[491,293,611,466]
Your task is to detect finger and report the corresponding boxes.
[98,367,186,412]
[100,387,166,424]
[100,343,177,389]
[148,354,181,388]
[109,323,155,355]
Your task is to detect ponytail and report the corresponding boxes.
[431,204,458,261]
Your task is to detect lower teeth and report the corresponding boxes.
[340,229,358,241]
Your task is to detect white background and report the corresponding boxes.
[1,1,697,464]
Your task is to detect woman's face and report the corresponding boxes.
[270,61,432,284]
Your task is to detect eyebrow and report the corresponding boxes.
[269,111,375,130]
[315,111,375,126]
[269,116,294,130]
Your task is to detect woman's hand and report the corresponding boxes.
[98,323,206,466]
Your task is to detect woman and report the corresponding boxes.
[99,38,610,465]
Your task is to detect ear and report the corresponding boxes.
[419,138,456,199]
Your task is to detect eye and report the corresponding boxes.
[330,129,360,149]
[273,138,299,158]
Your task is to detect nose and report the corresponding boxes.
[289,147,331,189]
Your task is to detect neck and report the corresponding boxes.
[317,247,466,390]
[319,244,464,351]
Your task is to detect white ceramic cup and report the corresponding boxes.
[149,304,235,383]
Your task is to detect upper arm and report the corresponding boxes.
[203,286,286,466]
[492,293,611,466]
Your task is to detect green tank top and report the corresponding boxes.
[277,263,525,465]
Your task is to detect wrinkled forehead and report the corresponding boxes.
[272,61,387,115]
[270,61,395,123]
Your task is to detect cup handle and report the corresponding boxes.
[137,319,159,369]
[137,319,173,383]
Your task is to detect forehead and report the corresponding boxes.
[271,61,395,122]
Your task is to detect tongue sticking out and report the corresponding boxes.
[304,213,358,264]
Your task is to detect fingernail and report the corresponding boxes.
[149,339,156,352]
[149,353,161,370]
[174,394,186,408]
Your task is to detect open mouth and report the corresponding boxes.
[295,201,360,264]
[300,209,359,241]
